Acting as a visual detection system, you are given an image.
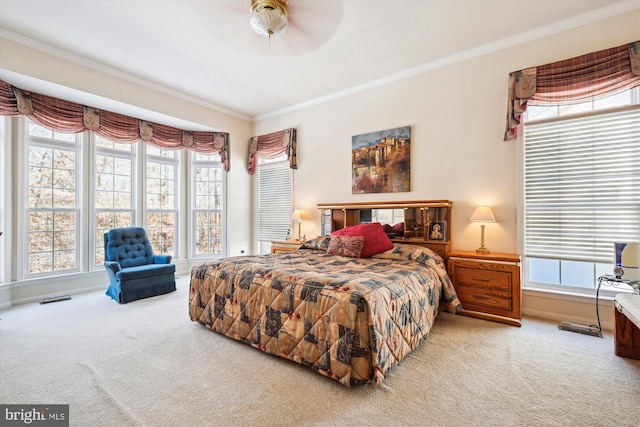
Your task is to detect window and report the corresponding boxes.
[24,120,80,276]
[192,152,225,257]
[523,89,640,292]
[94,134,135,266]
[146,146,179,256]
[14,116,226,282]
[256,155,292,254]
[3,82,231,281]
[0,117,6,283]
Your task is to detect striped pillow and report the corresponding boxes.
[327,235,365,258]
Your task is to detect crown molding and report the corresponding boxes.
[1,1,637,124]
[0,28,250,123]
[254,1,640,121]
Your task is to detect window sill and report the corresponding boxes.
[524,283,634,303]
[524,285,604,301]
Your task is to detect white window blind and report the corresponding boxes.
[524,107,640,263]
[257,160,292,242]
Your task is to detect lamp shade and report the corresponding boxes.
[249,0,288,38]
[470,206,496,223]
[291,209,306,221]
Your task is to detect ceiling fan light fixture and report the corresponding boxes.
[249,0,288,40]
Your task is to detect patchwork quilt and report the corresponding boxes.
[189,237,461,386]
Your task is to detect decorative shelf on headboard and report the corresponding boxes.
[317,200,453,259]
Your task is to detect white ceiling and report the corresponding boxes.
[0,0,637,125]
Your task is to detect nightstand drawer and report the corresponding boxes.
[455,285,512,311]
[455,266,511,290]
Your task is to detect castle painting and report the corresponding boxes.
[352,126,411,194]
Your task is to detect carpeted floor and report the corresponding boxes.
[1,276,638,427]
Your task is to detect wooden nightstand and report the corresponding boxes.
[270,240,303,254]
[447,250,522,327]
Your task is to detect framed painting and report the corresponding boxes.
[427,221,446,241]
[352,125,410,194]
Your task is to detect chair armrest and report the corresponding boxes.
[153,255,172,264]
[104,261,121,283]
[104,261,121,273]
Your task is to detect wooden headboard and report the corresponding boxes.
[317,200,452,259]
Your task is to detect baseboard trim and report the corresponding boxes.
[0,262,621,331]
[523,288,615,331]
[0,259,193,308]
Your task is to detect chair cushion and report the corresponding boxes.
[116,263,176,281]
[104,227,155,267]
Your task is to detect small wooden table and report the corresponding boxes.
[270,240,303,254]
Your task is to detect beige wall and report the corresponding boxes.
[253,10,640,328]
[255,62,520,253]
[254,11,639,255]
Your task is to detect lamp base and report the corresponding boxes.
[476,223,490,254]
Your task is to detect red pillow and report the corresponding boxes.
[332,222,394,257]
[392,222,405,235]
[381,223,396,235]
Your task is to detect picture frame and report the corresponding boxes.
[427,221,446,241]
[352,125,411,194]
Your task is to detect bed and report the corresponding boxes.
[189,236,461,387]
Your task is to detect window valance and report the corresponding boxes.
[504,40,640,141]
[248,128,297,175]
[0,79,229,170]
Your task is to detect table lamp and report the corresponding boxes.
[471,206,496,254]
[291,209,306,241]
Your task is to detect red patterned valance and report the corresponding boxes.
[0,80,229,170]
[505,41,640,141]
[248,128,297,175]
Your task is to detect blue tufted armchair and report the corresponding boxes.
[104,227,176,304]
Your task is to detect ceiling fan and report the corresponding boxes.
[249,0,289,42]
[195,0,344,57]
